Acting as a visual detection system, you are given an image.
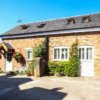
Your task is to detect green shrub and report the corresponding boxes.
[26,60,35,76]
[6,71,16,76]
[48,40,79,77]
[14,70,19,75]
[48,61,58,75]
[13,52,21,62]
[48,61,70,76]
[33,41,46,57]
[56,61,69,76]
[68,40,79,77]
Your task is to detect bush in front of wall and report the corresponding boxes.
[48,61,70,76]
[26,60,35,76]
[58,61,70,76]
[33,41,46,57]
[68,40,79,77]
[6,71,16,76]
[48,61,58,75]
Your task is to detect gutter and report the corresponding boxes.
[1,27,100,39]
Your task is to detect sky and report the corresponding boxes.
[0,0,100,35]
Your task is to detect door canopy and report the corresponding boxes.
[0,42,15,58]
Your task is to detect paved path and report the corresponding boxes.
[0,74,100,100]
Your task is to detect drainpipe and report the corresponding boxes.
[45,35,49,74]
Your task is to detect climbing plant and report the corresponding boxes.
[67,39,79,77]
[33,41,46,58]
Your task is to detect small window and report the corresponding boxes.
[20,25,30,29]
[37,23,46,28]
[82,16,92,23]
[53,46,69,61]
[78,46,93,61]
[26,48,32,61]
[67,18,75,24]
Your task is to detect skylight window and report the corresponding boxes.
[67,18,75,24]
[37,23,46,28]
[82,16,92,23]
[20,25,30,29]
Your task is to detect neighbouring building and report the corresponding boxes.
[0,13,100,77]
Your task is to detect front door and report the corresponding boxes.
[5,51,13,72]
[6,59,12,72]
[79,46,94,77]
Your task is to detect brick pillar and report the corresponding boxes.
[34,57,45,77]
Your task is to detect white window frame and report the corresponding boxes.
[25,48,32,61]
[78,46,94,61]
[53,46,69,61]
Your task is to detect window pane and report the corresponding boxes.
[82,48,84,59]
[65,49,68,59]
[61,48,68,59]
[79,48,84,60]
[27,51,32,60]
[54,49,60,59]
[79,48,81,59]
[61,49,64,59]
[86,48,92,60]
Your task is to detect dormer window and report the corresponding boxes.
[37,23,46,28]
[20,25,30,29]
[82,16,92,23]
[67,18,75,24]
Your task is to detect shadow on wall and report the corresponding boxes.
[19,53,26,66]
[0,75,67,100]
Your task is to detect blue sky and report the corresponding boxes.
[0,0,100,35]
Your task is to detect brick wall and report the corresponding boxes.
[49,32,100,76]
[1,32,100,76]
[2,37,45,71]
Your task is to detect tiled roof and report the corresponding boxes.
[2,13,100,36]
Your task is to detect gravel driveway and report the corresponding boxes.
[0,74,100,100]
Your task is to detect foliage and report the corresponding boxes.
[48,40,79,77]
[68,40,79,77]
[26,60,35,76]
[48,61,59,75]
[33,41,46,57]
[13,52,22,62]
[59,61,71,76]
[6,71,16,76]
[48,61,70,76]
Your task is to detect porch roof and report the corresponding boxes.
[0,42,14,51]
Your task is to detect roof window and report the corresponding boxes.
[37,23,46,28]
[82,16,92,23]
[20,25,30,29]
[67,18,75,24]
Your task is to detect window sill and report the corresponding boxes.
[26,59,32,62]
[53,59,69,61]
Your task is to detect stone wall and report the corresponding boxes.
[49,32,100,76]
[1,32,100,76]
[2,37,45,71]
